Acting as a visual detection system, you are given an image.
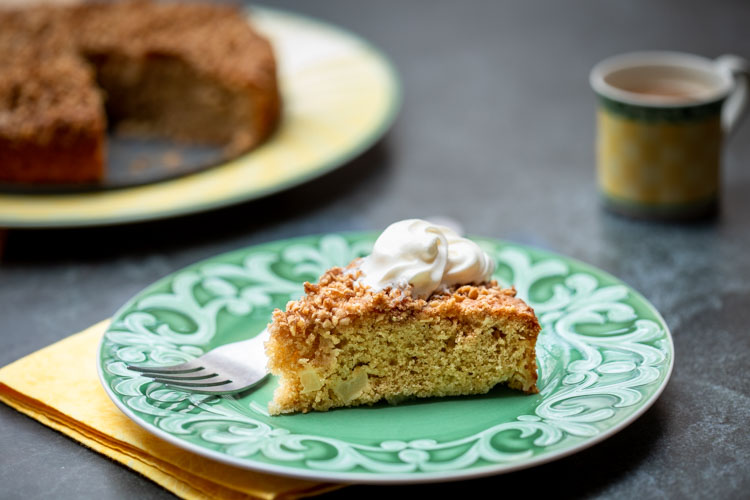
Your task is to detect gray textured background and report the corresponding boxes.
[1,0,749,498]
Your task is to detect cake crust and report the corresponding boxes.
[266,263,540,414]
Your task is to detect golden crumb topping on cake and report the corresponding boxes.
[271,263,539,339]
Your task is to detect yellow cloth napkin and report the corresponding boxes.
[0,320,343,500]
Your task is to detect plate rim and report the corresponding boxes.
[0,5,401,229]
[97,232,674,484]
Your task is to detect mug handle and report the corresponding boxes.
[715,54,750,137]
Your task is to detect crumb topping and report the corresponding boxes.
[271,263,539,339]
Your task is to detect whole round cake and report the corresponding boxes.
[0,0,281,184]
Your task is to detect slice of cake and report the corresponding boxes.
[266,219,540,414]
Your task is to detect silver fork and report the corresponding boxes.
[126,328,270,395]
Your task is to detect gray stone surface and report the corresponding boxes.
[1,0,749,498]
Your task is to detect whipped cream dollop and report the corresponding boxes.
[358,219,495,298]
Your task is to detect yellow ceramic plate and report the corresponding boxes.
[0,7,400,228]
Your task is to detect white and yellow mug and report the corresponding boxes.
[590,51,749,219]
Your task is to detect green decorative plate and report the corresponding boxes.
[98,233,673,483]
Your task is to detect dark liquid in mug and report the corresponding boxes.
[618,79,714,101]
